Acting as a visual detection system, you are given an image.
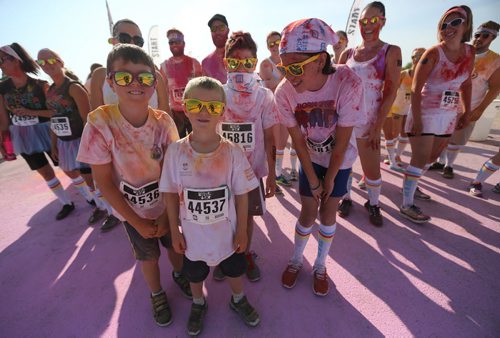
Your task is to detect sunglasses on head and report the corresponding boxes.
[224,57,258,70]
[277,54,320,77]
[36,58,58,66]
[474,32,491,39]
[184,99,225,116]
[268,39,281,48]
[108,71,156,87]
[115,32,144,47]
[0,55,14,65]
[440,17,465,31]
[210,24,227,33]
[359,16,385,26]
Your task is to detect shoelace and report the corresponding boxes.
[314,267,327,280]
[410,205,423,215]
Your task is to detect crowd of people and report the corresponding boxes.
[0,1,499,336]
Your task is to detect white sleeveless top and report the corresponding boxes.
[102,81,159,108]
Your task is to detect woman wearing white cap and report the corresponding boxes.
[0,43,74,220]
[274,18,365,296]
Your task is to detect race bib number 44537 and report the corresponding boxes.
[184,186,229,224]
[120,180,160,209]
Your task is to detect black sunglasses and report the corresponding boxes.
[116,33,144,47]
[474,32,491,39]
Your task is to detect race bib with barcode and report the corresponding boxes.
[12,115,39,126]
[184,186,229,224]
[306,135,335,153]
[440,90,460,109]
[220,122,255,152]
[120,180,160,209]
[51,116,72,137]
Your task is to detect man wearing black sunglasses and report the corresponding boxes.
[202,14,230,84]
[160,28,202,137]
[433,21,500,180]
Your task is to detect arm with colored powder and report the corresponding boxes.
[410,47,438,136]
[456,57,475,130]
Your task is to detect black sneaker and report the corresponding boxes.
[442,166,454,179]
[337,199,352,217]
[229,296,260,327]
[172,272,192,299]
[414,187,431,200]
[100,214,120,232]
[88,208,106,224]
[87,199,96,207]
[56,202,75,220]
[187,302,207,336]
[151,291,172,326]
[364,201,383,227]
[429,162,445,170]
[468,182,483,197]
[493,183,500,194]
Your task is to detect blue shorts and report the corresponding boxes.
[299,163,351,198]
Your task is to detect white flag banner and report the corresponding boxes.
[148,25,161,66]
[106,0,114,36]
[345,0,363,48]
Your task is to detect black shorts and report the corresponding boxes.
[182,252,247,283]
[20,151,58,170]
[123,221,172,261]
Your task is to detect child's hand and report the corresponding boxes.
[265,175,276,198]
[171,232,186,254]
[154,222,169,237]
[133,219,158,239]
[321,180,335,204]
[233,230,247,253]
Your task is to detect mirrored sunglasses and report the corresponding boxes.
[359,16,385,26]
[36,58,58,66]
[277,54,320,77]
[268,39,281,48]
[224,57,258,70]
[184,99,225,116]
[108,71,156,87]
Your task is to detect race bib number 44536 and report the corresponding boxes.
[221,122,255,151]
[120,180,160,209]
[184,186,229,224]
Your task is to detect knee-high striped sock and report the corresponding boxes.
[386,139,397,165]
[396,136,409,157]
[291,222,313,265]
[94,188,113,214]
[445,144,461,168]
[344,172,353,199]
[403,165,423,207]
[275,149,284,177]
[313,223,336,269]
[47,177,72,205]
[71,176,94,202]
[365,177,382,206]
[473,160,500,183]
[290,148,298,171]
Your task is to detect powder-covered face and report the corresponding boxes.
[280,52,324,93]
[359,6,385,42]
[184,87,225,133]
[225,49,256,73]
[210,20,229,48]
[107,59,155,105]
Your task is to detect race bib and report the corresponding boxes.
[120,180,160,209]
[404,92,411,102]
[12,115,39,126]
[306,135,335,153]
[173,87,185,103]
[220,122,255,151]
[440,90,460,109]
[184,186,229,224]
[51,116,72,137]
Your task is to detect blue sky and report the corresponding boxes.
[1,0,499,81]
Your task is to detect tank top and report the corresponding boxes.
[389,69,412,115]
[470,50,500,110]
[266,57,282,81]
[102,80,159,108]
[46,77,85,141]
[346,43,390,120]
[421,44,473,116]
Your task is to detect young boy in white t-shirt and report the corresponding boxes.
[77,44,190,327]
[160,76,261,336]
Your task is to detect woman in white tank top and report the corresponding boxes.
[400,6,475,224]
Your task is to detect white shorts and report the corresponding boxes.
[405,112,458,136]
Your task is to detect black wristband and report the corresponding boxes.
[310,182,321,191]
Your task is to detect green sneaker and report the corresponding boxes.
[276,174,291,187]
[187,302,207,336]
[229,296,260,327]
[151,291,173,326]
[172,272,192,299]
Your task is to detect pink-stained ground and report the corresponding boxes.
[1,124,499,337]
